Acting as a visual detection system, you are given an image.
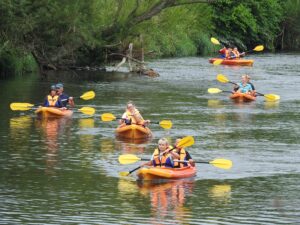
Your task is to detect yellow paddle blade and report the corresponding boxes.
[213,59,223,65]
[119,171,130,176]
[210,159,232,170]
[211,37,221,45]
[159,120,172,129]
[80,91,95,100]
[101,113,116,121]
[177,136,194,148]
[10,103,34,111]
[264,94,280,102]
[207,88,222,94]
[118,154,141,164]
[216,74,229,83]
[78,107,95,115]
[253,45,264,51]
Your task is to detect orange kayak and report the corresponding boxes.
[35,107,73,118]
[209,58,254,66]
[230,92,256,102]
[137,166,197,181]
[115,124,152,139]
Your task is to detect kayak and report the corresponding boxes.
[230,92,256,102]
[115,124,152,139]
[35,107,73,118]
[209,58,254,66]
[137,166,197,181]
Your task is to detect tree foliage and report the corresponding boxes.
[211,0,283,50]
[0,0,299,76]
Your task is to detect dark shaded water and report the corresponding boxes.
[0,53,299,224]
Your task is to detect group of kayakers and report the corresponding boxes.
[219,46,245,59]
[43,83,75,108]
[119,101,195,168]
[146,138,195,168]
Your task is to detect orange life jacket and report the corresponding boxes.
[232,50,240,58]
[152,146,174,167]
[173,148,188,168]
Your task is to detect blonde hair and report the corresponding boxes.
[158,138,169,146]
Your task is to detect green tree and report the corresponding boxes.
[211,0,283,50]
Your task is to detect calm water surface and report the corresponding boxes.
[0,53,300,224]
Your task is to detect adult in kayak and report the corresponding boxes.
[233,75,254,94]
[218,46,228,59]
[144,138,179,168]
[173,138,195,168]
[43,85,63,107]
[55,83,75,108]
[120,101,150,126]
[233,74,256,95]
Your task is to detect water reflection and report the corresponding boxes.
[138,180,195,223]
[9,115,33,140]
[207,99,224,108]
[209,184,232,204]
[35,117,72,175]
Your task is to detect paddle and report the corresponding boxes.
[119,155,232,169]
[174,159,232,170]
[10,91,96,110]
[101,113,172,129]
[216,74,280,101]
[119,136,195,176]
[210,37,221,45]
[207,88,232,94]
[10,103,96,115]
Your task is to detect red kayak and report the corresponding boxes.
[209,58,254,66]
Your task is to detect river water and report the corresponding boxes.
[0,53,299,224]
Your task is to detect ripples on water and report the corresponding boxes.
[0,53,300,224]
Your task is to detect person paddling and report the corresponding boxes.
[120,101,150,126]
[55,83,75,108]
[231,47,245,59]
[144,138,179,168]
[233,75,253,94]
[218,47,227,59]
[43,85,63,107]
[173,138,195,168]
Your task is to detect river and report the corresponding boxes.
[0,53,299,224]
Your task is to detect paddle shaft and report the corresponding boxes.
[224,79,266,97]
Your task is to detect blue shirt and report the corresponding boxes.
[238,83,253,93]
[58,93,70,107]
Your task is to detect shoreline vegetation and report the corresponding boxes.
[0,0,299,77]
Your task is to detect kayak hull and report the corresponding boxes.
[115,124,152,139]
[137,166,197,181]
[230,92,256,102]
[35,107,73,118]
[209,58,254,66]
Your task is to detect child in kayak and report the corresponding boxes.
[43,85,63,107]
[55,83,75,108]
[231,47,245,59]
[233,75,253,94]
[120,101,150,126]
[144,138,179,168]
[173,138,195,168]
